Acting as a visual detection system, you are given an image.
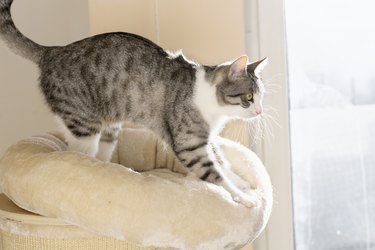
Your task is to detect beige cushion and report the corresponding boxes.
[0,128,272,249]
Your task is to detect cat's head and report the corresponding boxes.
[215,56,267,119]
[196,55,267,127]
[194,56,267,127]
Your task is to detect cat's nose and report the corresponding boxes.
[256,110,262,116]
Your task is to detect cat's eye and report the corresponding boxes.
[246,93,253,102]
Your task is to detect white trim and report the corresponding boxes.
[245,0,295,249]
[243,0,260,61]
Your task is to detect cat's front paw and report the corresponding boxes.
[217,178,258,208]
[233,193,258,208]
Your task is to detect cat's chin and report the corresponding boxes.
[247,113,262,120]
[208,115,256,135]
[226,112,260,122]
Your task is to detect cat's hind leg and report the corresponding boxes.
[96,123,122,162]
[56,116,101,157]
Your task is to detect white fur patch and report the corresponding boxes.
[96,140,117,162]
[55,116,100,157]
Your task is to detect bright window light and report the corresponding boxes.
[285,0,375,249]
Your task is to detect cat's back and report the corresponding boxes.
[39,31,197,91]
[38,32,198,123]
[41,32,169,70]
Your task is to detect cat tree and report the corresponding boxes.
[0,125,272,250]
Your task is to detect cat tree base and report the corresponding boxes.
[0,193,153,250]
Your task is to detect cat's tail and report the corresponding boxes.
[0,0,45,63]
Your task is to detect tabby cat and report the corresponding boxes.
[0,0,267,206]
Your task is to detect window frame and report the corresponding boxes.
[244,0,295,249]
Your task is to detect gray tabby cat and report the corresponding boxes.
[0,0,267,206]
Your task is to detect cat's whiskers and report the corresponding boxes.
[262,74,283,95]
[263,107,281,128]
[261,108,282,147]
[244,105,281,148]
[262,115,275,141]
[264,86,280,95]
[246,116,264,147]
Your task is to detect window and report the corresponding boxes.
[286,0,375,249]
[247,0,375,249]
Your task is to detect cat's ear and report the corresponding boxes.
[228,55,248,81]
[247,57,268,77]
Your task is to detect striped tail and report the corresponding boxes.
[0,0,45,63]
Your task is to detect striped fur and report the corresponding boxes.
[0,0,267,182]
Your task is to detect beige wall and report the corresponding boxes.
[0,0,90,156]
[89,0,245,64]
